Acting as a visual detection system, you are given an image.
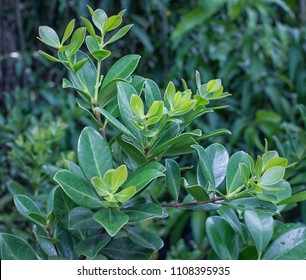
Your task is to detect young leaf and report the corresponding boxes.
[105,24,133,45]
[104,15,122,32]
[244,210,274,257]
[54,170,101,208]
[61,19,75,44]
[114,186,136,202]
[111,165,128,193]
[93,208,129,237]
[68,27,86,56]
[81,17,96,40]
[130,94,145,118]
[144,79,162,109]
[259,166,285,186]
[78,127,113,181]
[165,159,181,201]
[38,50,60,62]
[277,190,306,205]
[165,81,176,108]
[92,50,111,61]
[38,26,61,48]
[90,8,108,30]
[0,233,38,260]
[72,58,88,72]
[91,177,109,196]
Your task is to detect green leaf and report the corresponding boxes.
[68,27,86,56]
[224,198,278,213]
[75,234,111,259]
[164,81,176,108]
[125,227,164,251]
[101,237,154,260]
[62,19,75,44]
[72,58,88,72]
[102,54,141,87]
[92,50,111,61]
[115,186,136,203]
[105,24,133,45]
[94,107,135,139]
[259,166,285,186]
[38,50,60,62]
[68,207,100,230]
[130,94,144,118]
[104,15,122,32]
[123,203,164,222]
[90,8,108,30]
[226,151,250,194]
[93,208,129,237]
[184,184,209,202]
[81,17,96,40]
[239,163,250,186]
[263,157,288,172]
[206,79,221,93]
[0,233,38,260]
[244,211,274,257]
[206,216,239,260]
[123,163,165,193]
[98,78,127,107]
[117,82,144,143]
[217,206,246,240]
[14,194,45,228]
[78,126,112,181]
[33,226,57,257]
[278,190,306,205]
[54,170,101,208]
[85,35,99,54]
[165,159,181,201]
[257,180,292,203]
[38,26,61,48]
[144,79,162,109]
[91,177,109,196]
[263,226,306,260]
[110,165,128,192]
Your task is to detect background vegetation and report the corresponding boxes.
[1,0,305,259]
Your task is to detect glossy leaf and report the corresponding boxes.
[114,186,136,202]
[68,27,86,56]
[144,79,162,109]
[81,17,96,39]
[104,15,122,32]
[130,94,144,118]
[75,234,111,259]
[78,126,112,181]
[101,237,154,260]
[123,203,164,222]
[102,55,141,87]
[62,19,75,44]
[244,210,274,257]
[259,166,285,186]
[125,227,164,251]
[93,208,129,237]
[165,159,181,201]
[92,50,111,61]
[68,207,100,230]
[0,233,38,260]
[206,216,239,260]
[54,170,101,208]
[263,226,306,260]
[226,151,250,194]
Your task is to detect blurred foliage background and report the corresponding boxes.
[1,0,305,259]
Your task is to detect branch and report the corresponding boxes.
[161,197,224,208]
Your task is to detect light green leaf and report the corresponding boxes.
[54,170,101,208]
[72,58,88,72]
[81,17,96,40]
[38,50,60,62]
[263,157,288,172]
[92,50,111,61]
[206,216,239,260]
[259,166,285,186]
[165,159,181,201]
[263,226,306,260]
[0,233,38,260]
[38,26,61,48]
[114,186,136,202]
[104,15,122,32]
[125,227,164,251]
[165,81,176,108]
[226,151,250,194]
[68,27,86,56]
[78,126,112,181]
[85,36,99,54]
[105,24,133,45]
[244,210,274,257]
[102,54,141,87]
[278,190,306,205]
[206,79,221,93]
[111,165,128,193]
[90,8,108,30]
[75,234,111,259]
[146,101,163,119]
[91,177,109,196]
[93,208,129,237]
[130,94,144,118]
[62,19,75,44]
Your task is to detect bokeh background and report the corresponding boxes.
[1,0,305,259]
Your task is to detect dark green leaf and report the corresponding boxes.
[0,233,38,260]
[78,126,112,181]
[72,58,88,72]
[263,226,306,260]
[125,227,164,251]
[224,198,278,213]
[165,159,181,201]
[54,170,101,208]
[123,203,164,222]
[93,208,129,237]
[206,216,239,260]
[101,237,154,259]
[75,234,111,259]
[144,79,162,109]
[68,207,101,230]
